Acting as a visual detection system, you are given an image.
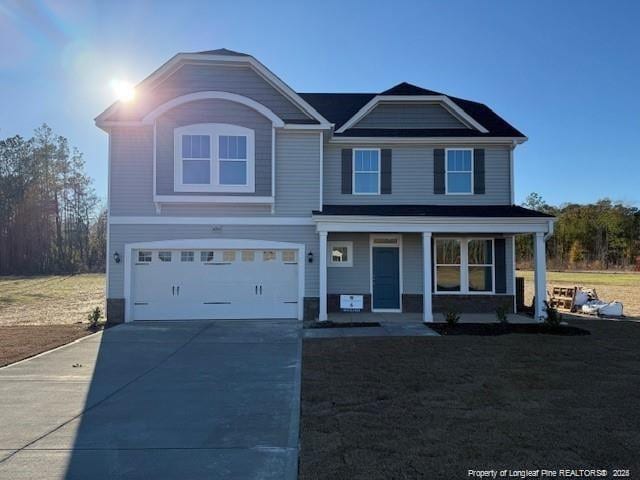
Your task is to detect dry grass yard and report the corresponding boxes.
[519,270,640,318]
[0,274,104,326]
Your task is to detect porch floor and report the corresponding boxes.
[327,312,538,324]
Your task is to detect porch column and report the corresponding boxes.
[422,232,433,323]
[319,231,328,321]
[533,232,548,321]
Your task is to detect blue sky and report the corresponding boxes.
[1,0,639,208]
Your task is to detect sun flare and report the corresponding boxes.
[110,79,135,102]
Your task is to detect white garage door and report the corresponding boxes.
[131,248,299,320]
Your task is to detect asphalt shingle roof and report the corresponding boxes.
[314,204,553,218]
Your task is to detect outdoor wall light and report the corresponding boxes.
[113,252,121,264]
[307,251,313,263]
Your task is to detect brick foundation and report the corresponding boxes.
[106,298,125,324]
[303,297,319,320]
[433,294,515,313]
[402,294,423,313]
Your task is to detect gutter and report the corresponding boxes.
[544,219,555,241]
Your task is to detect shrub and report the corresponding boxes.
[496,304,510,324]
[445,311,460,326]
[87,306,103,329]
[544,304,562,329]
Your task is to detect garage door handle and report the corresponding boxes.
[172,286,175,296]
[259,285,262,295]
[255,285,258,295]
[176,286,180,296]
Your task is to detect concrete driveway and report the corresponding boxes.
[0,320,302,479]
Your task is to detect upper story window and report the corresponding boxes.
[174,124,255,193]
[446,149,473,194]
[353,149,380,195]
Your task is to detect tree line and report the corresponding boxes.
[517,193,640,270]
[0,125,106,275]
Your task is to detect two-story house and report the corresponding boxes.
[96,48,554,324]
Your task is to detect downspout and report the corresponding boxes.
[544,219,554,241]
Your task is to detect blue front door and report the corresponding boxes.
[372,247,400,310]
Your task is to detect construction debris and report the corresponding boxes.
[548,285,624,318]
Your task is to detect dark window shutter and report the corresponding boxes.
[494,238,506,293]
[381,149,392,194]
[434,149,445,194]
[473,149,485,194]
[341,149,352,194]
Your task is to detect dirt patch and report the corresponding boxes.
[430,322,589,336]
[300,318,640,479]
[0,324,97,367]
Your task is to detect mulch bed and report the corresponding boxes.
[430,322,590,336]
[0,324,99,367]
[300,318,640,479]
[307,321,381,329]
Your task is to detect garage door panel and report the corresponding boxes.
[131,247,299,321]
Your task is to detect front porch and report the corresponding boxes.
[312,205,555,323]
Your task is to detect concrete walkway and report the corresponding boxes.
[304,320,440,338]
[0,320,302,480]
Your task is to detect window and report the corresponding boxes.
[181,134,211,185]
[353,149,380,194]
[468,239,493,292]
[263,250,276,261]
[181,251,194,262]
[241,250,255,262]
[282,250,297,263]
[446,149,473,194]
[200,251,214,262]
[435,240,461,291]
[223,250,236,262]
[158,251,172,262]
[435,238,495,294]
[219,136,247,185]
[328,241,353,267]
[138,251,152,263]
[174,124,255,193]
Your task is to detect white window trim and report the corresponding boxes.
[327,241,354,267]
[445,148,474,196]
[352,148,381,195]
[174,123,255,193]
[434,237,495,295]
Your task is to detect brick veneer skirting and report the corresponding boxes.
[327,293,372,313]
[106,298,125,324]
[303,297,319,320]
[433,294,515,313]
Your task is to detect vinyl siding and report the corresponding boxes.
[113,64,310,121]
[108,224,318,298]
[324,143,511,205]
[354,103,467,129]
[109,126,156,216]
[274,131,321,216]
[155,99,272,196]
[325,233,513,296]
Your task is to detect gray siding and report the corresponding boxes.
[324,143,511,205]
[274,131,321,216]
[355,103,467,129]
[114,64,310,121]
[108,224,318,298]
[327,233,370,294]
[109,126,156,216]
[325,233,514,296]
[156,99,272,197]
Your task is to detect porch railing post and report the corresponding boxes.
[422,232,433,323]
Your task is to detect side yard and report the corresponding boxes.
[0,274,104,366]
[300,318,640,479]
[520,270,640,318]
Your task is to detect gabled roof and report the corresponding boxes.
[300,82,525,139]
[193,48,250,56]
[313,204,553,218]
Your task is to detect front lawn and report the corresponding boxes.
[0,274,104,325]
[300,318,640,479]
